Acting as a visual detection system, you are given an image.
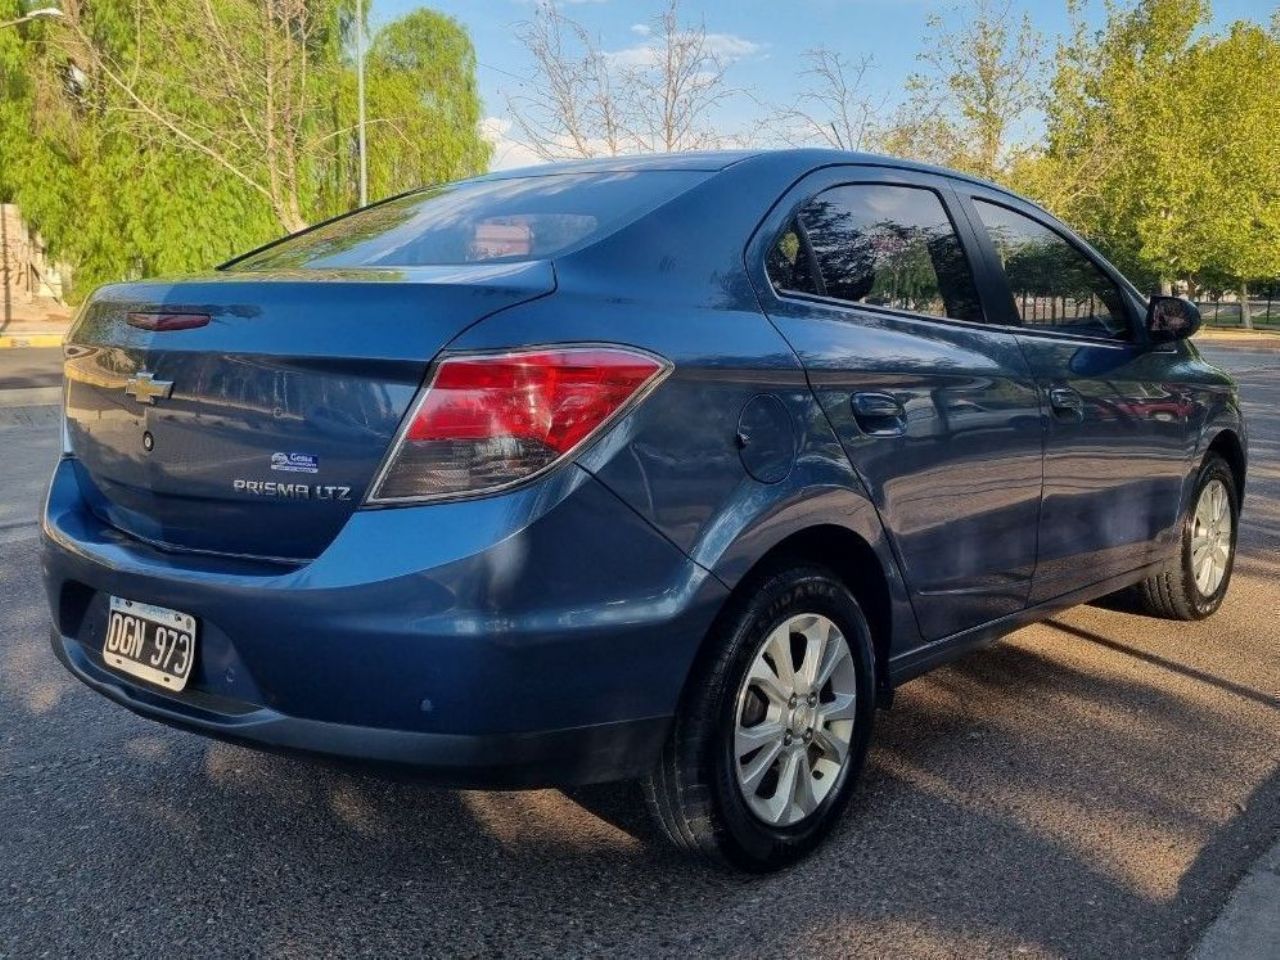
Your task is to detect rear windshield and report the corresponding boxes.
[226,171,706,270]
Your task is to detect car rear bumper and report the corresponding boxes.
[49,627,671,787]
[42,457,727,787]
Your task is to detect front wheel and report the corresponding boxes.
[1133,453,1239,620]
[643,564,876,871]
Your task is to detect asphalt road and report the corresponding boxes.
[0,347,63,390]
[1,344,1277,959]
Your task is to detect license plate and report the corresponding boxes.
[103,596,197,691]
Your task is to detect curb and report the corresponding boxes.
[1191,836,1280,959]
[1196,329,1280,344]
[0,333,65,349]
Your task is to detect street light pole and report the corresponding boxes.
[0,7,63,30]
[355,0,368,208]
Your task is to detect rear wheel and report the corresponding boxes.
[643,564,875,871]
[1132,453,1238,620]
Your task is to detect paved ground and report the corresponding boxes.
[0,345,1276,959]
[0,347,62,389]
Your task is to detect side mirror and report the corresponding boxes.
[1146,295,1201,343]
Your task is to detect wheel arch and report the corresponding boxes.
[701,519,906,709]
[753,525,894,698]
[1205,428,1247,504]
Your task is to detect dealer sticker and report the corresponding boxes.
[270,452,320,474]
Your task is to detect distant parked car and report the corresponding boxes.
[43,150,1246,870]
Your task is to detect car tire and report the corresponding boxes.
[1132,453,1238,621]
[643,563,876,871]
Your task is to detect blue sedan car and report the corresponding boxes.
[43,150,1246,870]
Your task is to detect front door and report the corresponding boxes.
[959,193,1191,602]
[751,169,1044,641]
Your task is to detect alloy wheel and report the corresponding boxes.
[732,613,858,826]
[1191,478,1232,597]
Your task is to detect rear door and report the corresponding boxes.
[956,188,1192,601]
[748,167,1044,641]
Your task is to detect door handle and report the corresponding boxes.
[852,392,906,436]
[1049,386,1085,420]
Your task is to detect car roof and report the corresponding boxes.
[472,151,761,180]
[470,147,1030,204]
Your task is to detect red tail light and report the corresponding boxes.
[369,345,670,503]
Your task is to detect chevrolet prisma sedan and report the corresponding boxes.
[43,150,1245,870]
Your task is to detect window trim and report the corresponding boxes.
[762,180,993,329]
[792,215,827,299]
[965,193,1140,345]
[765,215,826,299]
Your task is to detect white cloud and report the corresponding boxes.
[606,43,661,68]
[605,31,762,69]
[480,116,548,171]
[630,23,651,36]
[703,33,763,59]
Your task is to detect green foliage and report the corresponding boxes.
[0,1,489,300]
[881,0,1044,181]
[318,9,490,218]
[1178,21,1280,287]
[1014,0,1280,297]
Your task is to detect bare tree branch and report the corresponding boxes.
[505,0,740,160]
[882,0,1044,178]
[760,48,885,150]
[49,0,325,232]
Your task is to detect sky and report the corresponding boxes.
[373,0,1277,169]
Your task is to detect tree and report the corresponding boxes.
[1085,0,1208,291]
[505,2,624,159]
[344,10,490,210]
[625,0,736,153]
[1003,0,1118,216]
[880,0,1043,180]
[1,0,278,292]
[1177,21,1280,325]
[46,0,344,233]
[506,0,737,159]
[0,1,490,298]
[761,48,883,151]
[1028,0,1280,311]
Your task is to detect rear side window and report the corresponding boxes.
[973,199,1131,341]
[771,184,983,323]
[227,171,707,270]
[765,221,820,296]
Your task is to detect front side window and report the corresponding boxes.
[769,184,983,323]
[973,199,1130,341]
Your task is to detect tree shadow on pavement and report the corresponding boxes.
[5,341,1279,958]
[4,577,1279,958]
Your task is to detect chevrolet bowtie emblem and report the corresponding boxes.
[124,371,174,405]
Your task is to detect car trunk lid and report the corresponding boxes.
[63,263,554,561]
